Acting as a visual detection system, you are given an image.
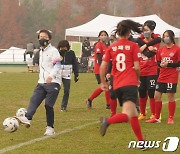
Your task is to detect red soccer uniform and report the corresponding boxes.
[139,43,160,76]
[103,39,140,90]
[157,45,180,83]
[94,41,108,74]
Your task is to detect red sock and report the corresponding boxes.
[168,101,176,118]
[130,116,144,141]
[110,99,117,117]
[155,101,162,119]
[139,97,147,115]
[107,113,128,124]
[105,91,110,105]
[89,87,103,101]
[150,98,155,115]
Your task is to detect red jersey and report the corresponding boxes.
[157,45,180,83]
[94,41,108,74]
[103,39,140,90]
[139,42,160,76]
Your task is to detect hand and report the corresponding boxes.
[100,82,109,91]
[46,76,53,83]
[148,46,154,51]
[160,61,168,68]
[74,76,79,83]
[140,44,147,52]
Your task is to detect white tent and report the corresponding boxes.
[65,14,180,38]
[0,47,27,62]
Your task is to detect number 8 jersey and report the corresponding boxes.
[103,39,140,90]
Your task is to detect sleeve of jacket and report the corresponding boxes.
[71,50,79,77]
[49,48,62,78]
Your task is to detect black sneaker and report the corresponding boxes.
[61,107,67,112]
[100,117,109,136]
[106,104,110,109]
[86,99,92,109]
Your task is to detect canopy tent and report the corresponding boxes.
[65,14,180,38]
[0,47,28,63]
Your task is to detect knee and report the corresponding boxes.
[45,104,53,110]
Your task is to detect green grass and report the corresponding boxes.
[0,73,180,154]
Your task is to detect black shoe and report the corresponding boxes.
[106,104,110,109]
[100,117,109,136]
[61,107,67,112]
[86,99,92,109]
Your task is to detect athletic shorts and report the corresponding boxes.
[139,75,157,90]
[95,74,101,84]
[155,82,177,93]
[115,86,138,106]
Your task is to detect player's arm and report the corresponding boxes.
[142,48,156,58]
[146,37,161,47]
[97,53,102,65]
[159,61,180,68]
[100,61,109,91]
[134,61,140,81]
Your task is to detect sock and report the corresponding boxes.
[110,99,117,117]
[107,113,128,124]
[155,101,162,119]
[139,97,148,116]
[130,116,144,141]
[105,91,110,105]
[150,98,155,115]
[89,87,103,101]
[168,101,176,118]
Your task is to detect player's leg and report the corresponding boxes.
[44,83,60,135]
[146,82,163,123]
[86,74,103,109]
[24,84,46,127]
[167,83,177,124]
[138,76,148,120]
[109,76,117,115]
[61,78,71,111]
[100,86,144,141]
[147,75,157,120]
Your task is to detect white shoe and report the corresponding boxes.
[14,116,31,128]
[44,126,55,136]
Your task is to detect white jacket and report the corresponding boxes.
[38,44,62,85]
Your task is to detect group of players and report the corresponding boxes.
[86,19,180,144]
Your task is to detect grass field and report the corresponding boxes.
[0,72,180,154]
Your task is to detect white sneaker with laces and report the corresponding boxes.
[14,116,31,128]
[44,126,55,136]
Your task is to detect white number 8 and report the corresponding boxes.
[116,53,126,72]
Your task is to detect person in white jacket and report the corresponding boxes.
[16,29,62,136]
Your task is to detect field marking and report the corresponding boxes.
[0,121,99,154]
[1,98,180,153]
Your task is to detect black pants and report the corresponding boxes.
[26,83,60,127]
[61,78,71,109]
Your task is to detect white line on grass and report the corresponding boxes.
[0,121,99,154]
[1,98,180,153]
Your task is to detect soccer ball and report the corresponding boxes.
[16,108,27,118]
[3,117,19,133]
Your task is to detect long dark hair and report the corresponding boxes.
[114,20,142,37]
[162,30,175,44]
[98,30,109,37]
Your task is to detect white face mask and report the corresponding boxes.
[163,37,171,44]
[143,31,151,38]
[100,36,108,42]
